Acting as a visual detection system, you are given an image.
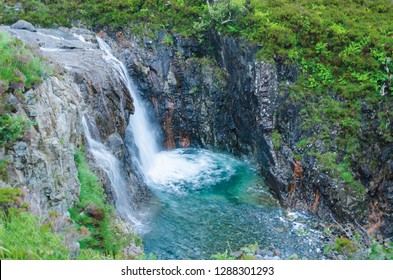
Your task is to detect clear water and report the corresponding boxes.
[142,148,323,260]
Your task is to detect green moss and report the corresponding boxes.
[162,33,174,47]
[295,139,308,150]
[334,237,357,254]
[271,130,283,151]
[0,160,9,182]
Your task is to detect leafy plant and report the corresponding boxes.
[368,242,393,260]
[0,187,24,210]
[0,115,30,146]
[211,250,236,260]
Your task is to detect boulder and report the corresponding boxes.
[11,20,36,32]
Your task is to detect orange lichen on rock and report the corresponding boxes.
[163,100,175,149]
[311,190,320,212]
[179,131,190,148]
[97,30,105,38]
[287,160,303,197]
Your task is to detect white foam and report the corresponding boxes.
[146,149,237,194]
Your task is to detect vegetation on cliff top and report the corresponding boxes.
[0,31,49,147]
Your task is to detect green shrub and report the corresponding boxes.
[211,250,236,260]
[0,187,24,210]
[0,115,31,146]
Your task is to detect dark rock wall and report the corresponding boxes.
[109,31,303,208]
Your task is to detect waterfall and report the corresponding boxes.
[79,37,160,232]
[96,37,159,172]
[81,116,143,231]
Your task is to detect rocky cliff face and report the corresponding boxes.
[105,29,392,237]
[0,25,148,218]
[104,30,324,212]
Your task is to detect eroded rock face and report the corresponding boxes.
[0,25,148,217]
[1,75,83,215]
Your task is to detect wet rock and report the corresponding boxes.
[263,256,281,260]
[358,164,372,179]
[231,251,243,258]
[257,249,274,257]
[274,227,285,233]
[383,181,393,202]
[125,244,144,258]
[28,108,37,118]
[13,142,28,157]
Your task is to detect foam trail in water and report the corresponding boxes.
[82,116,144,232]
[96,37,159,172]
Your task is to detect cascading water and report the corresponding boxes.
[79,37,160,233]
[81,116,143,230]
[96,37,159,172]
[89,37,324,259]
